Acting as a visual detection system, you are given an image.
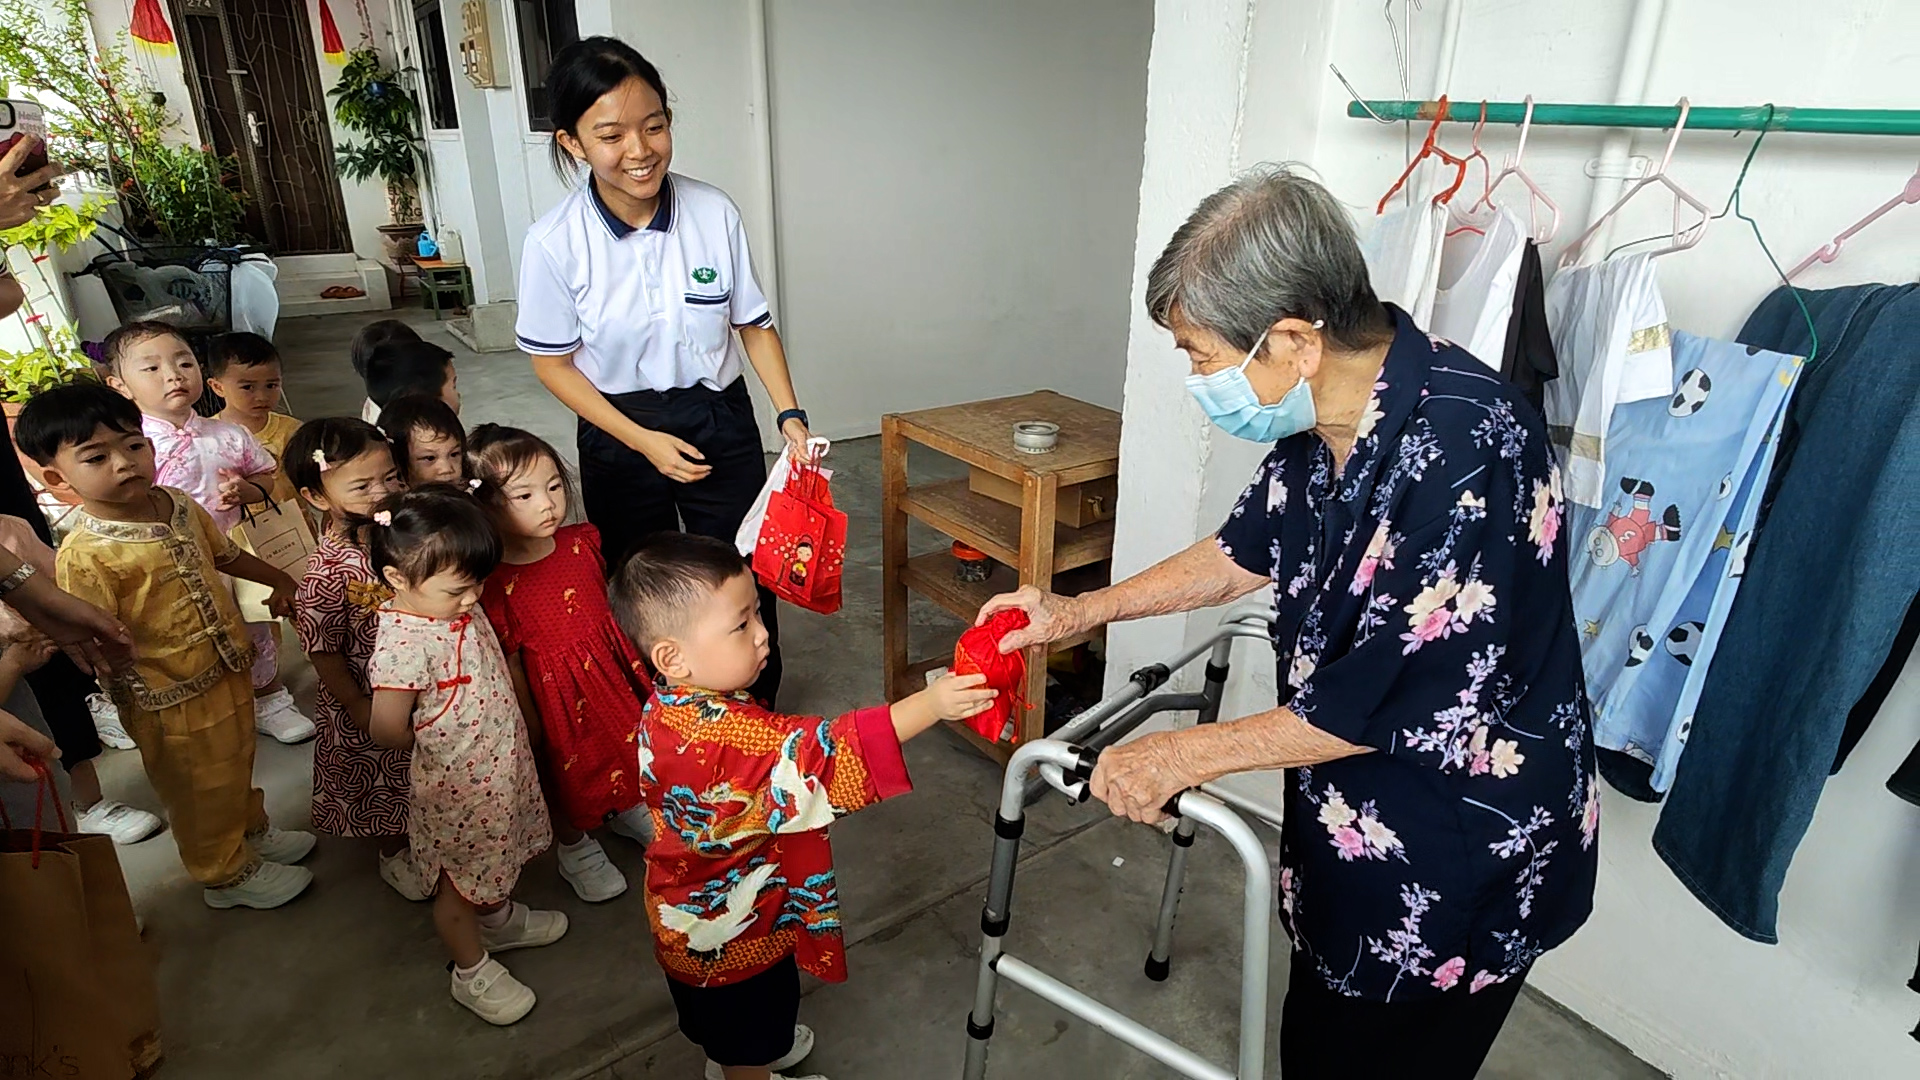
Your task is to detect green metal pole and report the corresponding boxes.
[1349,100,1920,137]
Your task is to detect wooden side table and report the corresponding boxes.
[882,390,1121,761]
[411,257,473,319]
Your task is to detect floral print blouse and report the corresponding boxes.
[1218,305,1597,1003]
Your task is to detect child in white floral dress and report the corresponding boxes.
[365,484,563,1026]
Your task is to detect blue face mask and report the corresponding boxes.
[1185,333,1318,443]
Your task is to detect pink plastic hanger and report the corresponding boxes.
[1445,102,1494,238]
[1471,95,1561,244]
[1786,163,1920,279]
[1558,98,1713,269]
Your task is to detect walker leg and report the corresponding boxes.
[1144,815,1196,981]
[1143,637,1233,981]
[964,803,1027,1079]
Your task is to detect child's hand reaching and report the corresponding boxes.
[927,672,997,721]
[889,673,998,743]
[0,633,58,678]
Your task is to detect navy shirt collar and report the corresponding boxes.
[588,173,674,239]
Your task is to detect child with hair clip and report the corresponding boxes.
[365,485,564,1025]
[378,394,468,486]
[285,418,425,900]
[350,319,421,424]
[467,425,652,904]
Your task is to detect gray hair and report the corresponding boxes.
[1146,163,1390,354]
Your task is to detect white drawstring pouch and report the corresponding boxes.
[735,437,831,556]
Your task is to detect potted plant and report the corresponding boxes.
[329,47,426,261]
[0,0,247,244]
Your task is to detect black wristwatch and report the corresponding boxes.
[776,408,808,430]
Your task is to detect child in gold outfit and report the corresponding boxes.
[17,382,318,910]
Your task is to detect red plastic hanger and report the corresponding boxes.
[1377,95,1471,215]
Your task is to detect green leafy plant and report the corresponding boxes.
[0,0,247,244]
[126,142,247,244]
[0,327,92,404]
[0,196,108,254]
[329,48,424,222]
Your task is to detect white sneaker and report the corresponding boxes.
[703,1026,818,1080]
[204,860,313,910]
[450,956,535,1025]
[250,825,317,865]
[608,804,654,845]
[477,902,568,953]
[556,836,627,902]
[253,688,316,744]
[379,848,434,902]
[88,693,135,750]
[74,799,163,845]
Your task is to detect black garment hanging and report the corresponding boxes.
[1499,241,1558,414]
[1836,590,1920,773]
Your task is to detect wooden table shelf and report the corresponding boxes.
[883,390,1121,761]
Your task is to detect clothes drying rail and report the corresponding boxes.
[1347,100,1920,137]
[962,608,1278,1080]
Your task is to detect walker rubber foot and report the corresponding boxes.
[1144,954,1170,982]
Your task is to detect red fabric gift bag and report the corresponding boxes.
[752,449,847,614]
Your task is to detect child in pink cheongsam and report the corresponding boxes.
[365,485,561,1027]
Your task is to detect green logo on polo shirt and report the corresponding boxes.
[692,266,718,285]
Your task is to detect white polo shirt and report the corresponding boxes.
[516,173,774,394]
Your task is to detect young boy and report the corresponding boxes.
[364,339,460,423]
[98,322,315,745]
[609,533,995,1080]
[207,331,299,506]
[350,318,421,424]
[16,382,318,910]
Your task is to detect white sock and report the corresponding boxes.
[477,902,515,930]
[453,953,489,980]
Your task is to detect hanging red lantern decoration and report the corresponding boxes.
[318,0,346,64]
[129,0,176,55]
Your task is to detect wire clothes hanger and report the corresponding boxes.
[1470,94,1561,243]
[1559,98,1714,269]
[1377,95,1471,215]
[1786,161,1920,279]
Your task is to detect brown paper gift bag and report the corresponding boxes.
[0,769,161,1079]
[231,497,317,622]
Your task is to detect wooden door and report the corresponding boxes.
[172,0,351,254]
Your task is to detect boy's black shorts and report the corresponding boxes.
[665,954,799,1068]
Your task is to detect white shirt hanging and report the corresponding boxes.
[1360,170,1448,329]
[1542,252,1674,506]
[1429,206,1526,370]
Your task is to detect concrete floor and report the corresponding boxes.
[91,308,1664,1079]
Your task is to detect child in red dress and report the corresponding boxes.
[468,425,652,904]
[609,532,996,1080]
[286,418,422,899]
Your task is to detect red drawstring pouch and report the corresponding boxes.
[752,448,847,615]
[953,609,1031,743]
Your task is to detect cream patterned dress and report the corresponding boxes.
[366,607,551,905]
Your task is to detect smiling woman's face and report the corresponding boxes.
[559,75,673,217]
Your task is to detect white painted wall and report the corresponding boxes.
[1111,1,1920,1077]
[762,0,1153,438]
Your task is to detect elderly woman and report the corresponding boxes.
[981,166,1597,1078]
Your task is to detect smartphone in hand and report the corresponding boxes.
[0,100,51,190]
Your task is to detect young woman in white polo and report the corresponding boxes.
[518,36,808,707]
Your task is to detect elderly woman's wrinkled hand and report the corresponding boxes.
[1090,730,1201,826]
[0,136,62,231]
[974,585,1087,654]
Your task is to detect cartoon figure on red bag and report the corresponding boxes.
[788,538,814,589]
[1587,477,1681,574]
